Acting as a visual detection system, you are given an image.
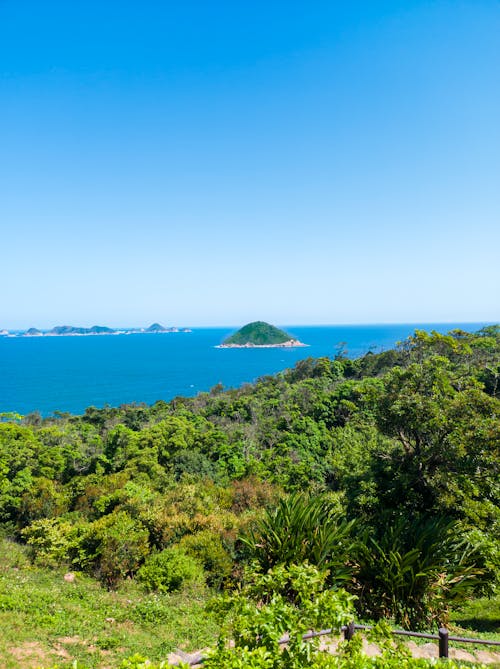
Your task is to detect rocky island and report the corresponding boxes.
[6,323,192,337]
[217,321,307,348]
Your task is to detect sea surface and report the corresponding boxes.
[0,323,491,416]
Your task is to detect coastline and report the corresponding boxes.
[216,339,308,349]
[1,324,489,416]
[3,329,192,338]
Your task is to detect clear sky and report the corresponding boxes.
[1,1,499,328]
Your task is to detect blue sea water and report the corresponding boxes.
[0,323,491,416]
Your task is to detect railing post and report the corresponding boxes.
[439,627,449,658]
[344,621,355,641]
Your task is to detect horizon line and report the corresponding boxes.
[3,319,498,332]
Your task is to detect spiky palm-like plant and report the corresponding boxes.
[354,516,485,629]
[240,493,355,587]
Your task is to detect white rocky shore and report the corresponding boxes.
[216,338,308,349]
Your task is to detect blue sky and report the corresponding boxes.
[1,1,499,328]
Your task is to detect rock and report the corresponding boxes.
[450,648,480,662]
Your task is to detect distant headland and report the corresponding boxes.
[217,321,307,348]
[0,323,192,338]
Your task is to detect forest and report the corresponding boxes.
[0,326,499,668]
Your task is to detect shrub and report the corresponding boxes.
[78,510,150,588]
[172,449,216,480]
[230,476,279,513]
[19,477,69,524]
[206,563,355,669]
[137,546,204,592]
[354,516,486,629]
[22,517,79,567]
[240,493,355,586]
[178,529,233,588]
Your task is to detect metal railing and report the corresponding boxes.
[342,621,500,658]
[170,621,500,666]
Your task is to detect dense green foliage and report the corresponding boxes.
[137,546,204,592]
[203,564,490,669]
[205,563,355,669]
[222,321,294,345]
[241,494,355,586]
[1,325,499,664]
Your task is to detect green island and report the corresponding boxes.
[0,326,499,668]
[3,323,192,338]
[218,320,307,347]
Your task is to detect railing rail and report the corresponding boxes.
[342,622,500,658]
[169,621,500,666]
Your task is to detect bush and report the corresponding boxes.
[204,571,489,669]
[354,517,486,629]
[240,493,355,586]
[178,529,233,588]
[22,517,79,567]
[206,563,355,669]
[172,449,216,480]
[137,546,204,592]
[230,476,279,513]
[78,510,150,588]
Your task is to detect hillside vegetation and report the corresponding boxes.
[0,325,499,667]
[222,321,295,345]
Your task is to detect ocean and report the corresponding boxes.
[0,323,490,416]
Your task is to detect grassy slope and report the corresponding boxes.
[451,596,500,638]
[0,538,218,669]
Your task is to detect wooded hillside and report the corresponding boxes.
[0,326,499,650]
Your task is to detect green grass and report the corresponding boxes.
[0,538,218,668]
[450,593,500,638]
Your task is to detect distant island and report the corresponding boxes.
[217,321,307,348]
[2,323,192,337]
